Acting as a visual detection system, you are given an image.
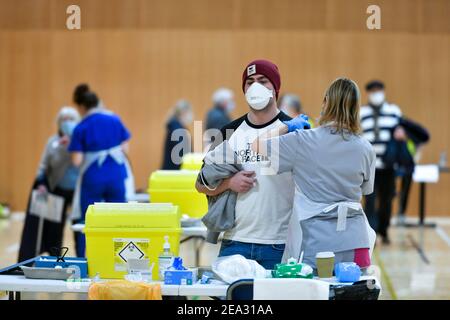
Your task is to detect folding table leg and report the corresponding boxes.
[8,291,20,300]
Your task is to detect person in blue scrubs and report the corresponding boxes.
[69,91,131,257]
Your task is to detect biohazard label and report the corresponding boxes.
[113,238,149,272]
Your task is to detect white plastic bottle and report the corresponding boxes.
[158,235,174,280]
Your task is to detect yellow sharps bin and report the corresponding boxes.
[180,153,205,171]
[84,202,181,280]
[148,170,208,218]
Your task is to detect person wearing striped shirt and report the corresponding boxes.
[360,80,403,244]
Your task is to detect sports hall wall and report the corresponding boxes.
[0,0,448,215]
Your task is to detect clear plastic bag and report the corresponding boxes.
[211,254,268,284]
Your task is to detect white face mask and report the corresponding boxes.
[368,91,385,106]
[245,82,273,111]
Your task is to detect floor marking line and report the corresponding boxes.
[407,234,430,264]
[373,247,397,300]
[435,226,450,248]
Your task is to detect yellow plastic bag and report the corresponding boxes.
[88,280,162,300]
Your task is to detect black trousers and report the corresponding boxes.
[18,182,74,262]
[398,172,413,216]
[364,168,396,238]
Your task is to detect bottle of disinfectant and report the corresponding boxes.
[158,235,174,280]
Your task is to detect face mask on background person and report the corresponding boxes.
[245,82,274,111]
[368,91,385,106]
[60,120,77,137]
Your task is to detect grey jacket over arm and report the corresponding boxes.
[36,135,73,191]
[198,141,242,244]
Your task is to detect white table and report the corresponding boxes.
[0,275,227,300]
[71,224,85,233]
[128,193,150,203]
[412,164,440,227]
[0,275,380,300]
[178,283,228,297]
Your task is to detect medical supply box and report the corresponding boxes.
[164,268,198,285]
[148,170,208,218]
[35,256,88,278]
[180,153,205,171]
[84,203,181,280]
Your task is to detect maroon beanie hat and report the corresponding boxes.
[242,59,281,99]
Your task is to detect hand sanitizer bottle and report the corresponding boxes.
[158,235,174,280]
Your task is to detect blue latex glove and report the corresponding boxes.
[172,257,187,270]
[283,114,311,133]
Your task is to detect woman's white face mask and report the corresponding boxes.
[245,82,273,111]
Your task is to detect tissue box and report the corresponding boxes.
[164,268,198,285]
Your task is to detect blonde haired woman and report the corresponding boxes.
[252,78,376,271]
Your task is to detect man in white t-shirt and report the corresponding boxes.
[196,59,294,269]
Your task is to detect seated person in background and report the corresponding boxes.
[161,100,193,170]
[204,88,235,147]
[278,93,314,129]
[279,93,302,118]
[252,78,376,271]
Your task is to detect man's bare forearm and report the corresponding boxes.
[195,178,230,197]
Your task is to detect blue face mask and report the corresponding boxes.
[60,120,77,137]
